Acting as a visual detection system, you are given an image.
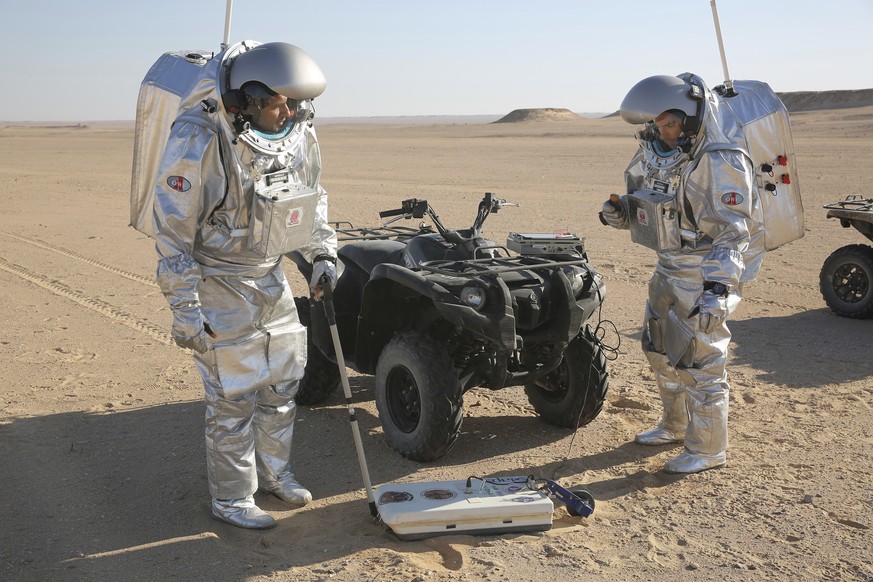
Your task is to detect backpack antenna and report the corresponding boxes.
[222,0,234,49]
[709,0,737,96]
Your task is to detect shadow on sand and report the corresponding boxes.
[1,373,640,581]
[730,308,872,387]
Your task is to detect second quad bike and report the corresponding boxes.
[820,195,873,319]
[290,193,609,462]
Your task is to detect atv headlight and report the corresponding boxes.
[460,286,486,311]
[564,266,587,296]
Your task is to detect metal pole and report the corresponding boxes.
[222,0,234,49]
[709,0,735,95]
[320,280,378,517]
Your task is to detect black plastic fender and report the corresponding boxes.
[354,263,516,374]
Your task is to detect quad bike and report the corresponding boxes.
[820,195,873,319]
[289,192,609,462]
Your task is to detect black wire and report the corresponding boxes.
[567,274,620,457]
[590,275,621,361]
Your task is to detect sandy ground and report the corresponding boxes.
[0,105,871,582]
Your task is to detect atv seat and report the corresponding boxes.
[338,239,407,274]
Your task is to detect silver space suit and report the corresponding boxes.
[601,73,765,474]
[152,41,337,528]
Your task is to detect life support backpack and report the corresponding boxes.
[712,80,805,250]
[130,50,218,238]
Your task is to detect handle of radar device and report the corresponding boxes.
[530,478,595,517]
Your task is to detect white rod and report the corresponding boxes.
[222,0,234,49]
[710,0,734,92]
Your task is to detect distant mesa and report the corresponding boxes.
[493,108,583,123]
[777,88,873,112]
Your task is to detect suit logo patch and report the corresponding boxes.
[636,208,650,227]
[167,176,191,192]
[286,208,303,228]
[721,192,743,205]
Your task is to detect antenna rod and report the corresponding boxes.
[222,0,234,49]
[709,0,735,95]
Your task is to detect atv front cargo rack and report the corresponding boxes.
[419,254,589,278]
[332,221,432,242]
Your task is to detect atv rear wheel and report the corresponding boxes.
[820,244,873,319]
[375,331,463,462]
[524,325,609,428]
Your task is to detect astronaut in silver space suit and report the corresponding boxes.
[153,41,337,528]
[601,74,765,474]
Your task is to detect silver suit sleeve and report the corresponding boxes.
[287,126,337,263]
[153,121,225,305]
[685,150,755,287]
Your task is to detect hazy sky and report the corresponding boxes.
[2,0,872,121]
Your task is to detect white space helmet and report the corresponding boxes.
[228,42,326,101]
[620,74,708,159]
[619,75,701,125]
[220,41,327,151]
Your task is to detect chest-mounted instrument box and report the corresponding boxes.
[627,189,682,252]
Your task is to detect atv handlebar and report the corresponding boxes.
[379,198,430,220]
[377,193,518,244]
[378,207,407,218]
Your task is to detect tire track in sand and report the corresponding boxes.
[1,232,158,288]
[0,257,172,345]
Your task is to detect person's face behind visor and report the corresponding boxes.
[254,94,296,133]
[653,111,685,150]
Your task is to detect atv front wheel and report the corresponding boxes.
[375,331,463,462]
[820,244,873,319]
[294,339,342,405]
[524,325,609,428]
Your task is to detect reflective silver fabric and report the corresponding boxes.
[211,496,277,529]
[153,112,335,279]
[151,41,335,503]
[641,269,733,457]
[634,375,687,445]
[624,74,765,468]
[198,369,300,500]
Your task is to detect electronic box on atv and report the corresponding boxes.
[290,193,609,462]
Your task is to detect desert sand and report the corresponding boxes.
[0,101,871,581]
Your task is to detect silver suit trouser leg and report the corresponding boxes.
[657,375,688,435]
[675,341,730,456]
[202,380,259,500]
[193,268,307,499]
[199,380,300,500]
[641,270,733,462]
[253,380,299,485]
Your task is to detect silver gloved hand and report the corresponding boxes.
[690,285,738,334]
[171,303,214,353]
[309,257,337,299]
[600,194,629,229]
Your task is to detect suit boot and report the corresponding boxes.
[635,380,688,445]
